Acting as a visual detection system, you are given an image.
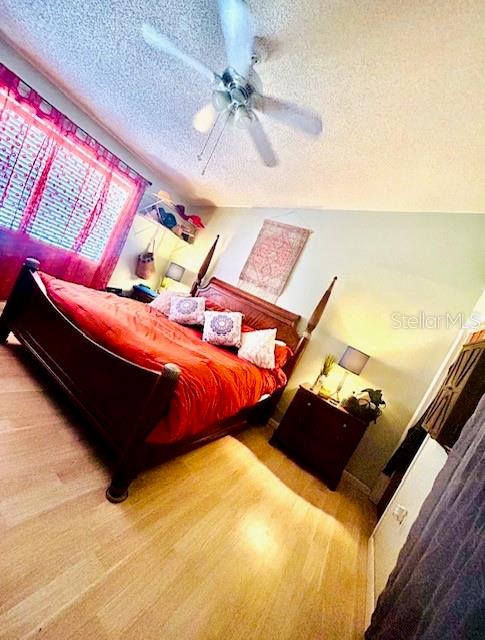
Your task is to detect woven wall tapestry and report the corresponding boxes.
[238,219,311,302]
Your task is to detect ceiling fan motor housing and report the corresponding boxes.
[220,67,255,108]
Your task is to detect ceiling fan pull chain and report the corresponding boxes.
[201,109,230,176]
[197,109,224,162]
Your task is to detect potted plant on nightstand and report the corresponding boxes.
[311,354,337,396]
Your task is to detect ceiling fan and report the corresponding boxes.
[141,0,323,173]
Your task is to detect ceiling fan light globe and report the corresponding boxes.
[234,105,253,129]
[212,90,231,111]
[193,103,217,133]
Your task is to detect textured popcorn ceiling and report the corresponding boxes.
[1,0,484,211]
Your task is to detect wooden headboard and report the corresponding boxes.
[194,277,302,351]
[190,234,338,364]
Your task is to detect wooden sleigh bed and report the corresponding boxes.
[0,238,337,502]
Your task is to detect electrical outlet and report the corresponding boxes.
[392,504,408,525]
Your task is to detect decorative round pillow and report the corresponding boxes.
[202,311,243,347]
[168,296,205,325]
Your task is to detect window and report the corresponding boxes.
[0,87,139,262]
[0,64,149,300]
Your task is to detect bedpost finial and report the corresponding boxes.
[24,257,40,271]
[305,275,338,335]
[190,234,220,296]
[164,363,182,381]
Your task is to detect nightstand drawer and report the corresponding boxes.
[317,413,365,455]
[273,398,314,440]
[280,391,317,422]
[286,397,362,448]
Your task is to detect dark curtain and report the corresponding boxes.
[366,393,485,640]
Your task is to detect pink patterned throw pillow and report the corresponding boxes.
[149,291,188,316]
[202,311,243,347]
[238,328,277,369]
[168,296,205,325]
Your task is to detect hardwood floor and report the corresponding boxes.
[0,338,375,640]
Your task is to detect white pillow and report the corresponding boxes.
[238,328,277,369]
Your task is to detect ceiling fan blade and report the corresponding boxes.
[193,103,218,133]
[141,23,217,82]
[218,0,254,79]
[247,114,278,167]
[258,96,323,136]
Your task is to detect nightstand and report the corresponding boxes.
[269,384,368,490]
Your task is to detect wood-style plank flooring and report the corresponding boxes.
[0,338,375,639]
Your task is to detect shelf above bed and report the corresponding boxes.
[139,200,199,245]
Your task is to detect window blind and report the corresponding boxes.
[0,88,132,262]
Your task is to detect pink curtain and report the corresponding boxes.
[0,63,150,299]
[0,65,147,182]
[72,170,113,253]
[18,138,59,233]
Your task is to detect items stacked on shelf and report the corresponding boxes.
[139,191,204,244]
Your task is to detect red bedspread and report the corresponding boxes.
[39,273,286,444]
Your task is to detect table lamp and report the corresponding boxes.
[165,262,185,282]
[333,346,370,401]
[160,262,188,292]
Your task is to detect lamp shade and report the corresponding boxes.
[165,262,185,282]
[338,346,369,375]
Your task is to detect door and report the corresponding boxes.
[423,341,485,448]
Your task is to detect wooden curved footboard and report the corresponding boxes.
[0,260,181,499]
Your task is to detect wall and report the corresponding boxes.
[370,286,485,503]
[199,208,485,489]
[108,214,218,292]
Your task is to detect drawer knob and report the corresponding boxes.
[307,402,312,407]
[342,423,347,429]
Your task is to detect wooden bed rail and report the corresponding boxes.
[190,234,220,296]
[106,362,181,503]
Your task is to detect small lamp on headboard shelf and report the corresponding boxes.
[332,346,370,402]
[161,261,189,292]
[165,262,185,282]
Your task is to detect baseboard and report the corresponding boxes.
[343,470,371,496]
[369,473,390,504]
[366,535,375,629]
